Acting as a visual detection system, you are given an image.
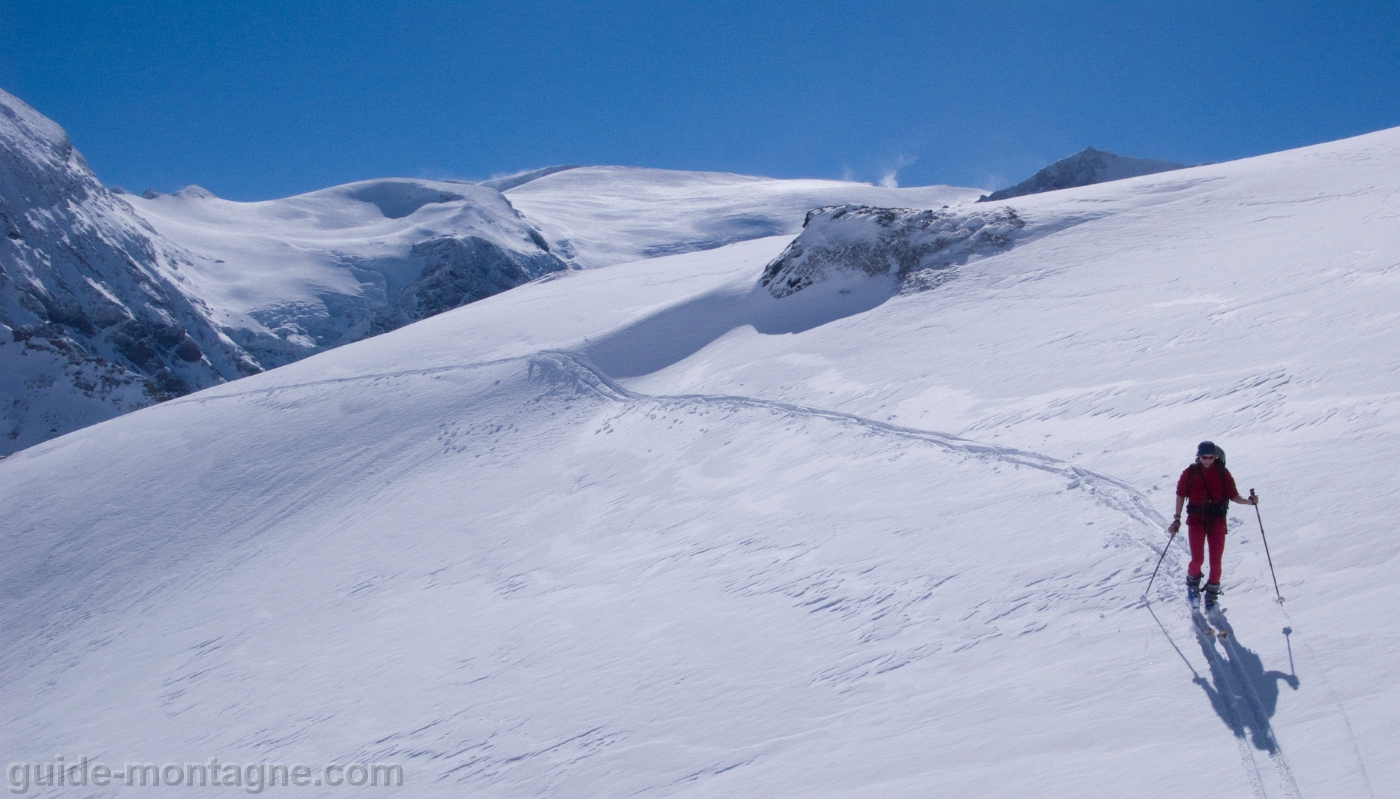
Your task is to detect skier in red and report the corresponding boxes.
[1168,441,1257,608]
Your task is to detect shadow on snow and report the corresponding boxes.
[583,276,896,379]
[1148,602,1298,752]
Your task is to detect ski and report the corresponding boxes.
[1188,588,1229,639]
[1191,609,1227,639]
[1205,606,1231,638]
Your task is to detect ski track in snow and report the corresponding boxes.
[529,349,1168,532]
[533,349,1351,798]
[168,348,1363,796]
[173,350,1167,536]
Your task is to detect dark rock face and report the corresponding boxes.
[759,205,1026,298]
[1,89,262,452]
[978,147,1187,202]
[380,236,567,330]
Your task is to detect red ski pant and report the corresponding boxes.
[1187,517,1227,585]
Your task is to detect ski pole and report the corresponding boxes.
[1145,527,1177,595]
[1251,489,1283,603]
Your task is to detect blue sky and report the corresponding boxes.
[3,1,1399,201]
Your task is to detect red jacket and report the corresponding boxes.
[1176,462,1237,518]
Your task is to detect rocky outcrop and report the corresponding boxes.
[379,235,565,331]
[759,205,1025,298]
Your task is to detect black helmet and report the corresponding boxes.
[1196,441,1226,467]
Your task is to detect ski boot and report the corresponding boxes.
[1204,582,1222,610]
[1186,574,1202,602]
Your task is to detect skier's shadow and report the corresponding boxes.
[1147,603,1299,753]
[1190,608,1299,752]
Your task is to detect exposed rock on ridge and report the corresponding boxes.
[379,235,566,331]
[759,205,1025,298]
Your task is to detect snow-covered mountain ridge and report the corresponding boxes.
[119,178,566,370]
[2,88,977,454]
[0,87,569,454]
[500,165,983,268]
[4,122,1399,796]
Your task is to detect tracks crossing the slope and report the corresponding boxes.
[531,349,1168,533]
[533,349,1328,799]
[167,347,1346,795]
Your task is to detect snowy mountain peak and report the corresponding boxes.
[120,177,569,369]
[0,88,86,177]
[173,184,217,200]
[978,146,1187,202]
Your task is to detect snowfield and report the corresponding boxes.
[4,125,1400,798]
[501,165,983,268]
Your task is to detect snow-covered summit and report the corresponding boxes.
[1,87,573,454]
[978,146,1187,202]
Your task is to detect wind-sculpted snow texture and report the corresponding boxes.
[0,89,256,453]
[759,205,1025,298]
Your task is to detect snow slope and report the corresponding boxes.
[5,127,1400,798]
[502,166,983,268]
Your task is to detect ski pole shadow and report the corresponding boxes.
[1146,602,1299,753]
[1196,609,1299,753]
